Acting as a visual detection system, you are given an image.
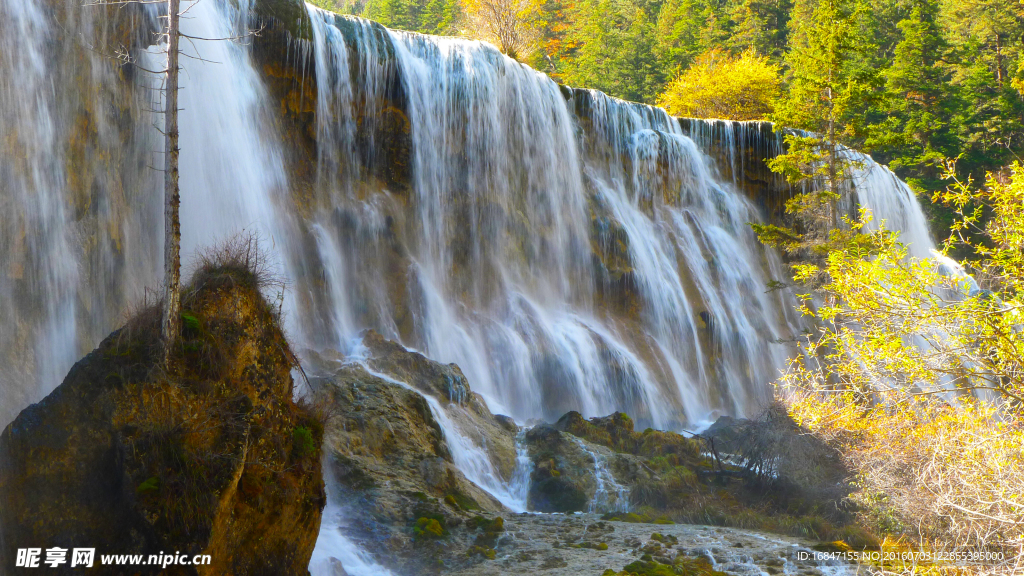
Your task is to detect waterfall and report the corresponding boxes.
[0,0,846,432]
[292,8,807,430]
[0,0,942,572]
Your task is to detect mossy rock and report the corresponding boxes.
[812,540,854,553]
[601,512,675,524]
[608,556,726,576]
[553,410,702,461]
[468,515,505,548]
[467,545,497,559]
[413,516,448,540]
[0,260,326,574]
[529,475,589,513]
[445,490,482,511]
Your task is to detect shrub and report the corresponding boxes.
[657,49,781,121]
[467,545,496,559]
[292,426,316,460]
[413,517,447,539]
[774,165,1024,571]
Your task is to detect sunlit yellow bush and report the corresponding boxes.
[657,49,781,121]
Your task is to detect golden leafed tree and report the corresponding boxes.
[462,0,541,60]
[657,48,781,121]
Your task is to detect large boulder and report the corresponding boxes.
[554,410,703,465]
[315,363,505,516]
[524,424,650,513]
[0,260,326,575]
[307,331,521,574]
[361,331,519,480]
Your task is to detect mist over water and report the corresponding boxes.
[0,0,937,571]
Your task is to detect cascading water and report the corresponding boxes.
[0,0,941,572]
[357,362,530,512]
[141,0,288,259]
[847,152,937,258]
[571,437,630,514]
[0,0,81,425]
[311,468,400,576]
[292,8,807,430]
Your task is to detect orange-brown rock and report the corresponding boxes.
[0,263,325,575]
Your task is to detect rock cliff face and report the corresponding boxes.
[0,262,325,575]
[305,331,523,575]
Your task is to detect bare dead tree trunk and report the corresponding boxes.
[995,33,1005,88]
[161,0,181,365]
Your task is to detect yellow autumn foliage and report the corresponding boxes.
[461,0,543,59]
[657,49,781,121]
[775,163,1024,572]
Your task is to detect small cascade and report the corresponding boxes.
[310,476,400,576]
[845,151,937,258]
[358,363,529,512]
[571,438,630,514]
[508,429,534,508]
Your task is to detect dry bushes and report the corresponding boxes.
[731,401,849,500]
[786,388,1024,573]
[185,232,286,310]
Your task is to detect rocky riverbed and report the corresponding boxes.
[448,513,860,576]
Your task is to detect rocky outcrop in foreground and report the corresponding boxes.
[0,258,325,574]
[305,331,520,575]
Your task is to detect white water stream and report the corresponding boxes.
[571,437,630,514]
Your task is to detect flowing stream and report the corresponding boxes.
[571,437,630,514]
[357,363,531,512]
[0,0,938,573]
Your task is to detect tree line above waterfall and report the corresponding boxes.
[311,0,1024,238]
